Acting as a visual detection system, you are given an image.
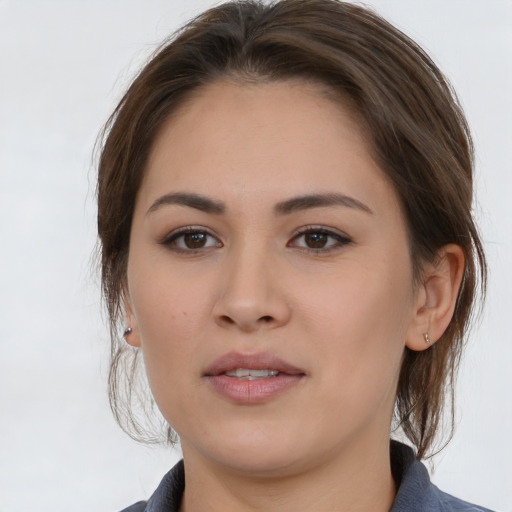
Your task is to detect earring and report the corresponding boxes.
[424,332,432,345]
[123,327,133,337]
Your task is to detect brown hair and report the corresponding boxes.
[97,0,486,459]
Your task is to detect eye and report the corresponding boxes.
[162,227,222,252]
[289,227,352,252]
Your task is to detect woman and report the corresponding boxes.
[96,1,492,510]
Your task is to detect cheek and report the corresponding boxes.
[127,268,216,426]
[127,259,214,380]
[299,256,413,340]
[298,256,414,394]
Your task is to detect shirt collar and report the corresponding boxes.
[144,441,437,512]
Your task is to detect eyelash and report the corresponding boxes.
[161,226,222,253]
[161,225,352,254]
[288,226,353,253]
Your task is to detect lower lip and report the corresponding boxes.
[206,374,304,404]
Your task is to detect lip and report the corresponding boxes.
[204,352,306,404]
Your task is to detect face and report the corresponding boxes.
[126,80,420,476]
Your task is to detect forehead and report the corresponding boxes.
[140,79,396,214]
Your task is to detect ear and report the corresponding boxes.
[122,289,142,348]
[406,244,465,351]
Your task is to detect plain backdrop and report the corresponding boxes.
[0,1,511,511]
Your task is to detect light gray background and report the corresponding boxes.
[0,1,511,511]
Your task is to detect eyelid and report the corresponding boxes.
[161,225,223,250]
[159,224,351,253]
[288,225,353,251]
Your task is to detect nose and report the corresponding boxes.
[213,247,292,332]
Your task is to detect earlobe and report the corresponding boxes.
[406,244,465,351]
[122,291,142,348]
[123,316,141,348]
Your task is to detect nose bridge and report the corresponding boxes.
[214,235,290,331]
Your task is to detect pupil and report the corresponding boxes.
[305,232,327,248]
[184,232,206,248]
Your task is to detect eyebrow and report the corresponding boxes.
[146,191,373,216]
[274,193,373,215]
[147,192,225,215]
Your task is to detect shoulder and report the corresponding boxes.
[433,487,495,512]
[117,459,185,512]
[119,502,147,512]
[390,441,496,512]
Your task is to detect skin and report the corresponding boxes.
[125,80,464,512]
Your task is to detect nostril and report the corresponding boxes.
[215,312,280,330]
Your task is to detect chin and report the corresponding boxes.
[183,422,308,477]
[216,447,303,477]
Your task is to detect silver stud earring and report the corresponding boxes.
[424,332,432,345]
[123,327,133,337]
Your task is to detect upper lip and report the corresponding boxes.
[204,352,306,376]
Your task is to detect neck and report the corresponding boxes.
[180,436,396,512]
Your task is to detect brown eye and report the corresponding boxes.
[289,228,352,252]
[183,232,208,249]
[304,232,328,248]
[163,228,222,252]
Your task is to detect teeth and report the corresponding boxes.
[224,368,280,380]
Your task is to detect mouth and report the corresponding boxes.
[204,352,306,404]
[204,351,305,378]
[223,368,280,380]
